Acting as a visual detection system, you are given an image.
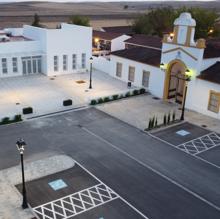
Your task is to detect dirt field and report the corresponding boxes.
[0,1,220,29]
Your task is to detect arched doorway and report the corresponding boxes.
[164,60,187,104]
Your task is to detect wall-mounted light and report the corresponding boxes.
[208,29,214,34]
[185,69,191,81]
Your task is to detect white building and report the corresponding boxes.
[94,13,220,119]
[0,23,92,78]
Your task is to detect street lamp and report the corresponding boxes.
[89,57,93,89]
[180,69,191,121]
[16,138,28,209]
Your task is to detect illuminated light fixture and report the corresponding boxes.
[208,29,214,34]
[160,63,165,70]
[94,38,99,43]
[169,32,174,38]
[185,69,191,81]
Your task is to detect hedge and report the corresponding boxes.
[63,99,72,106]
[23,107,33,114]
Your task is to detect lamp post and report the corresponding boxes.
[180,69,191,121]
[89,57,93,89]
[16,138,28,209]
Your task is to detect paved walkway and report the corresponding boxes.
[0,155,75,219]
[97,94,220,133]
[0,70,133,120]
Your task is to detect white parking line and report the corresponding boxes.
[148,132,220,169]
[81,127,220,212]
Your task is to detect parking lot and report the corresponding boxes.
[152,122,220,167]
[1,108,220,219]
[17,163,147,219]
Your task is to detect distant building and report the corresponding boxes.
[94,13,220,119]
[92,30,130,57]
[0,23,92,77]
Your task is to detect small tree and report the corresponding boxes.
[32,13,41,27]
[69,15,90,27]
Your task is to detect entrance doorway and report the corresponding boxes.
[166,61,186,104]
[22,56,42,75]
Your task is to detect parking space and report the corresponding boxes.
[16,163,147,219]
[153,122,210,146]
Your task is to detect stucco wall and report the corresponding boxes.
[110,55,165,98]
[111,35,131,52]
[186,79,220,119]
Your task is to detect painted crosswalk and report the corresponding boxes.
[176,132,220,155]
[33,183,119,219]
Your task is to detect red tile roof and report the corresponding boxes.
[204,38,220,59]
[101,26,133,35]
[197,61,220,85]
[93,30,124,41]
[124,34,162,49]
[111,47,161,67]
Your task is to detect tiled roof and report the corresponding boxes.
[197,61,220,85]
[204,38,220,59]
[93,30,124,41]
[124,34,162,49]
[111,47,161,67]
[101,26,133,35]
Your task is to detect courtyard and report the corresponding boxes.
[0,70,134,119]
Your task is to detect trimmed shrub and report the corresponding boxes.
[98,98,104,104]
[14,114,22,122]
[133,89,139,96]
[90,99,97,105]
[112,94,119,100]
[103,97,110,102]
[155,118,158,127]
[119,94,124,99]
[163,114,167,125]
[167,112,171,124]
[1,117,10,124]
[63,99,72,106]
[125,92,131,97]
[139,88,146,94]
[148,119,152,129]
[23,107,33,114]
[172,111,176,121]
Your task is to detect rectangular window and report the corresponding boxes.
[128,66,135,82]
[2,58,7,74]
[82,53,86,68]
[72,54,77,70]
[116,62,122,78]
[208,91,220,113]
[12,57,18,73]
[54,56,58,72]
[63,55,68,71]
[142,70,150,87]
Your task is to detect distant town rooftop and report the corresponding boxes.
[93,30,125,41]
[124,34,162,49]
[101,26,133,35]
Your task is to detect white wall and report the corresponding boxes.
[45,23,92,76]
[186,79,220,119]
[110,55,165,98]
[111,35,131,52]
[92,56,111,74]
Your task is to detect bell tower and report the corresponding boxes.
[163,12,206,49]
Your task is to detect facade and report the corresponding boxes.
[0,23,92,78]
[94,12,220,119]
